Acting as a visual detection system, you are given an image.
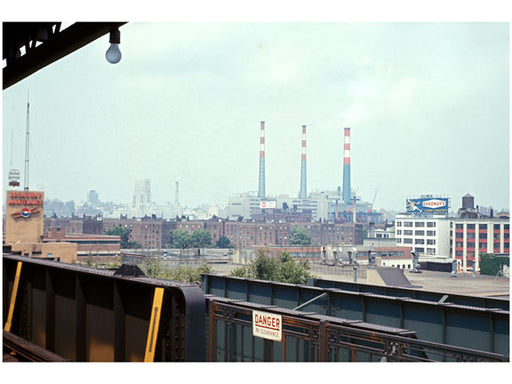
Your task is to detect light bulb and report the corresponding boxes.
[106,43,122,64]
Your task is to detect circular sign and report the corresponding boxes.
[21,208,31,218]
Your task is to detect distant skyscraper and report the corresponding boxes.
[342,127,351,205]
[87,190,99,206]
[299,124,307,199]
[174,178,182,217]
[133,179,152,216]
[258,121,266,198]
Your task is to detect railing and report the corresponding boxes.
[202,274,510,357]
[309,277,509,311]
[206,297,507,362]
[3,254,205,362]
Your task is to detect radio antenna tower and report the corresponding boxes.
[24,93,30,191]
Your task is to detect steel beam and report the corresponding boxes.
[201,274,509,356]
[3,254,205,362]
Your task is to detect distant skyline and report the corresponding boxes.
[2,21,510,212]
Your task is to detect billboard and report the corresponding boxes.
[406,197,449,214]
[5,190,45,244]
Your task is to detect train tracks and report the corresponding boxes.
[3,331,69,362]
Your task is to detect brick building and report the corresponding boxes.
[45,227,120,257]
[450,218,510,272]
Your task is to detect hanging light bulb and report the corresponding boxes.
[106,28,122,64]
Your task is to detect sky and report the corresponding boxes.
[2,7,511,213]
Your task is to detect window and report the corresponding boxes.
[427,222,436,228]
[415,222,425,227]
[404,230,413,236]
[427,230,436,236]
[456,224,463,230]
[467,224,475,230]
[404,238,413,244]
[415,239,424,245]
[494,224,500,231]
[415,247,425,253]
[415,230,425,236]
[396,221,402,227]
[404,222,413,227]
[396,230,402,235]
[479,224,487,230]
[427,239,436,245]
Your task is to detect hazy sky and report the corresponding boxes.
[2,20,510,211]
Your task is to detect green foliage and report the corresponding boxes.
[231,250,313,284]
[289,226,312,246]
[104,226,141,248]
[216,235,232,248]
[190,229,212,248]
[168,229,214,248]
[141,257,212,283]
[479,253,509,276]
[168,229,192,249]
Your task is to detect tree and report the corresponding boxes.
[479,253,509,276]
[231,250,313,284]
[190,230,213,248]
[290,226,312,246]
[169,229,192,249]
[216,235,232,248]
[105,226,141,249]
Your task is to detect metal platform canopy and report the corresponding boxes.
[3,22,126,90]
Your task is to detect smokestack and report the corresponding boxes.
[299,124,307,199]
[258,121,266,198]
[175,178,180,206]
[342,127,351,204]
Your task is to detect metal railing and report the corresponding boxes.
[3,254,205,362]
[206,297,507,362]
[201,274,510,357]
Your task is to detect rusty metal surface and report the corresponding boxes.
[201,273,509,356]
[3,254,205,362]
[3,330,69,362]
[207,296,508,362]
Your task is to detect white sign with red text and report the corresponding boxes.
[259,201,276,209]
[252,310,282,342]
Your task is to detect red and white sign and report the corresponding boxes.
[252,310,282,342]
[422,199,447,209]
[259,201,276,209]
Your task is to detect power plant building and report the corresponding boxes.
[226,122,380,223]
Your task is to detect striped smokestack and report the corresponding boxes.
[342,127,351,204]
[299,124,307,199]
[258,121,266,198]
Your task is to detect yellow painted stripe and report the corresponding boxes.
[4,261,23,332]
[144,287,165,362]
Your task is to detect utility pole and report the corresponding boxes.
[24,94,30,191]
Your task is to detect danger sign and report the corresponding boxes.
[252,310,282,342]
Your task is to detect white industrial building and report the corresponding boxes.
[395,214,451,257]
